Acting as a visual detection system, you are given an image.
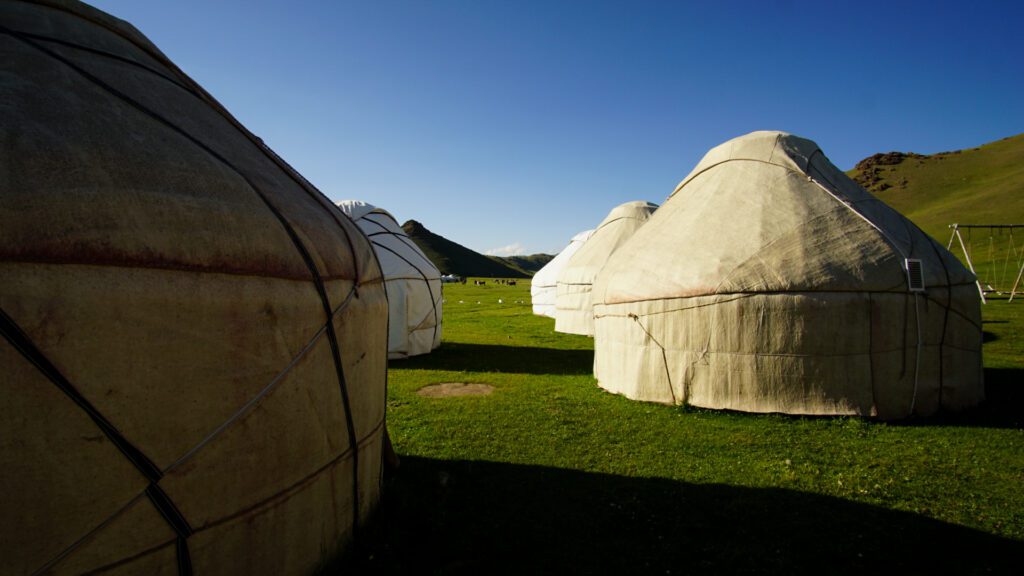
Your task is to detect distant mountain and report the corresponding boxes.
[491,254,555,276]
[847,133,1024,242]
[401,220,543,278]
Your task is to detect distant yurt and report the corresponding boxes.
[337,200,442,358]
[592,131,983,420]
[531,229,594,318]
[1,2,388,574]
[555,201,657,335]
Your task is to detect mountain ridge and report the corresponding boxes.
[401,220,553,278]
[847,132,1024,242]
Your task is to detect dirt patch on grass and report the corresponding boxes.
[417,382,495,398]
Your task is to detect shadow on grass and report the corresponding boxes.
[393,342,594,375]
[973,367,1024,428]
[903,367,1024,430]
[983,330,999,343]
[341,457,1022,575]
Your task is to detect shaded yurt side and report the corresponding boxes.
[1,1,388,574]
[337,200,443,358]
[592,131,982,420]
[531,229,594,318]
[555,201,657,336]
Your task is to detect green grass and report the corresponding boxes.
[339,281,1024,575]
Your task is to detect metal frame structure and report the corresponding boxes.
[947,223,1024,303]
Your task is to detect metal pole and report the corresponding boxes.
[956,227,986,303]
[1010,263,1024,303]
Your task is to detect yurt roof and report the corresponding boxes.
[558,201,657,286]
[594,131,974,307]
[532,228,594,289]
[336,200,440,281]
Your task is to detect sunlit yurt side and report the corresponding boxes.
[531,229,594,318]
[1,2,387,574]
[555,201,657,336]
[337,200,443,358]
[592,131,982,420]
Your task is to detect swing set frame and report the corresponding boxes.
[947,223,1024,303]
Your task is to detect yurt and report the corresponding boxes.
[337,200,442,358]
[531,229,594,318]
[592,131,983,420]
[555,201,657,335]
[1,2,388,574]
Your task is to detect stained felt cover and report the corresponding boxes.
[1,1,388,573]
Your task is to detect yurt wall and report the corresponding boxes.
[337,200,443,359]
[592,131,982,420]
[531,229,594,319]
[1,1,388,574]
[555,201,657,336]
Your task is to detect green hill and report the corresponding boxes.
[848,133,1024,241]
[847,133,1024,292]
[401,220,538,278]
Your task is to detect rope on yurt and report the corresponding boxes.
[909,293,923,415]
[628,313,680,405]
[804,151,932,415]
[360,213,442,351]
[346,214,395,488]
[3,27,365,553]
[6,30,197,96]
[0,308,195,576]
[370,241,442,351]
[166,291,358,471]
[924,232,956,412]
[28,2,370,296]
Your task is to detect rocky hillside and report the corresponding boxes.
[847,133,1024,241]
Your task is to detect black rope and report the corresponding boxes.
[4,24,364,554]
[7,30,197,96]
[925,235,955,410]
[0,308,162,482]
[352,210,441,351]
[868,293,876,412]
[146,485,194,576]
[370,242,441,350]
[1,307,194,576]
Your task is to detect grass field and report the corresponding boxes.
[341,280,1024,575]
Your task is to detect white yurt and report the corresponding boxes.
[1,1,388,574]
[337,201,443,358]
[592,131,983,420]
[555,201,658,336]
[531,229,594,318]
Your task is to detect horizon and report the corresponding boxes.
[87,0,1024,256]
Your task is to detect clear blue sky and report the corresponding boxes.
[88,0,1023,256]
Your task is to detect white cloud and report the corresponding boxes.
[484,242,527,257]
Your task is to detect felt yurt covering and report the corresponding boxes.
[1,1,388,574]
[592,131,983,420]
[555,201,657,336]
[531,229,594,318]
[337,200,442,358]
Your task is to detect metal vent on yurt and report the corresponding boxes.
[905,258,926,292]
